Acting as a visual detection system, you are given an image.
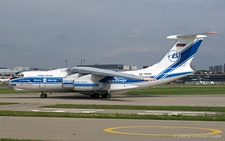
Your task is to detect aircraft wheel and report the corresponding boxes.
[40,93,47,98]
[105,93,111,99]
[101,95,106,98]
[93,93,100,98]
[102,93,111,99]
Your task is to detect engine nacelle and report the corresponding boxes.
[62,73,81,89]
[73,80,103,91]
[62,79,74,89]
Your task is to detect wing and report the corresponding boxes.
[69,67,147,80]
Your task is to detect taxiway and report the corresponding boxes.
[0,93,225,141]
[0,117,224,141]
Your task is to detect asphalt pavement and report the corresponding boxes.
[0,93,225,141]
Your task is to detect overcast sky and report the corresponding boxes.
[0,0,224,70]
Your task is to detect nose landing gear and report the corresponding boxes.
[40,92,47,98]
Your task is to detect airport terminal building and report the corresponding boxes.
[0,66,32,77]
[181,74,225,84]
[0,66,44,78]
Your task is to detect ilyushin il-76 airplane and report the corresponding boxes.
[4,32,217,99]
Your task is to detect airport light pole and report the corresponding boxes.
[65,60,68,68]
[3,65,5,77]
[81,59,85,66]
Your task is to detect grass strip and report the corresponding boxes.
[127,86,225,95]
[0,88,33,94]
[0,102,19,105]
[0,139,41,141]
[43,104,225,112]
[155,84,225,87]
[0,110,225,121]
[0,88,17,93]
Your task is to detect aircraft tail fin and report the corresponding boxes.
[144,32,218,80]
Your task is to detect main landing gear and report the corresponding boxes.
[40,92,47,98]
[90,93,111,99]
[102,93,111,99]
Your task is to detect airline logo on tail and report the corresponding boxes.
[168,50,179,62]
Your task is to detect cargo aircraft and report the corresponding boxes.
[5,32,217,98]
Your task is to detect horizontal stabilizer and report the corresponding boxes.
[167,31,218,40]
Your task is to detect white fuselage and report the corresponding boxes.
[9,67,192,95]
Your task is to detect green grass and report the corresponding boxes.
[0,110,225,121]
[0,102,18,105]
[0,139,41,141]
[156,84,225,87]
[0,85,35,94]
[0,88,17,93]
[43,104,225,112]
[0,87,32,94]
[127,85,225,95]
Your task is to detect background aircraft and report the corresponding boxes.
[0,79,9,83]
[6,32,217,98]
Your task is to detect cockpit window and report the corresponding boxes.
[17,73,24,77]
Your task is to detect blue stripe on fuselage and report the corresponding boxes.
[74,83,99,87]
[109,71,192,84]
[10,77,63,84]
[111,77,145,84]
[164,71,193,78]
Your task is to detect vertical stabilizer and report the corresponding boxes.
[143,32,218,80]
